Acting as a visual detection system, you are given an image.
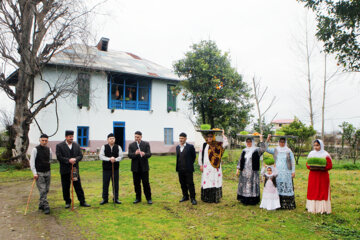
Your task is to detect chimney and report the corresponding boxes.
[97,37,109,51]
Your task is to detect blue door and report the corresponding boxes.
[113,122,125,151]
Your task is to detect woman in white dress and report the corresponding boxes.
[260,166,281,210]
[198,131,228,203]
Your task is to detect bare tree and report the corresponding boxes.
[252,76,276,135]
[0,0,99,164]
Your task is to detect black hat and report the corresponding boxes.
[40,134,49,139]
[179,132,187,138]
[135,131,142,136]
[65,130,74,136]
[107,133,115,138]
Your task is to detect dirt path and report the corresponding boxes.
[0,180,84,240]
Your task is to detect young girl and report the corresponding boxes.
[260,166,281,210]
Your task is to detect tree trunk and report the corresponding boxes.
[305,28,314,127]
[321,54,327,139]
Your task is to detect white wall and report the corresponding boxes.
[28,67,199,153]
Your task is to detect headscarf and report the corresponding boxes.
[244,137,257,154]
[276,137,291,153]
[308,139,330,158]
[264,166,277,177]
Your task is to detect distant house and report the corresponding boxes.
[271,119,294,131]
[9,38,198,154]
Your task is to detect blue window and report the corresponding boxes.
[164,128,173,145]
[108,74,151,111]
[77,126,89,147]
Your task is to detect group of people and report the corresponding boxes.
[29,130,332,215]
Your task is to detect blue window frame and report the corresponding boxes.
[77,126,89,147]
[108,74,151,111]
[164,128,173,145]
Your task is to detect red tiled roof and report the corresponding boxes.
[271,119,294,124]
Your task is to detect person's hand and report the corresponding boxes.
[260,134,264,142]
[292,172,295,178]
[236,169,240,177]
[135,149,140,155]
[140,151,145,157]
[200,166,203,172]
[69,158,76,164]
[110,157,116,163]
[34,175,39,180]
[267,134,272,142]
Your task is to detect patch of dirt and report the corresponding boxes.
[0,180,83,240]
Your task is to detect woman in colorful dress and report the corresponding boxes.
[236,135,266,205]
[265,135,296,210]
[306,139,332,214]
[198,131,228,203]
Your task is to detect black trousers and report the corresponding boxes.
[60,173,85,204]
[102,169,119,201]
[178,171,196,199]
[132,171,151,201]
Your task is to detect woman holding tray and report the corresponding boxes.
[265,135,296,210]
[306,139,332,214]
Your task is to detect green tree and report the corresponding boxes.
[298,0,360,71]
[339,122,360,164]
[281,117,316,164]
[253,118,274,137]
[173,40,252,138]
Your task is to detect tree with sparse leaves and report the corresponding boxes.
[298,0,360,71]
[173,40,252,138]
[339,122,360,164]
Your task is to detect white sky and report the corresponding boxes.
[1,0,360,133]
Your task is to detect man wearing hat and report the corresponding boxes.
[56,130,90,208]
[128,131,152,204]
[99,133,123,205]
[30,134,52,214]
[176,132,197,205]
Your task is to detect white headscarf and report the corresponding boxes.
[263,165,278,177]
[308,139,330,158]
[244,138,257,158]
[276,138,290,153]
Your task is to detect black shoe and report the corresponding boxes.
[114,199,122,204]
[65,203,71,209]
[39,206,44,210]
[179,196,189,202]
[80,202,91,207]
[43,208,50,214]
[191,199,197,205]
[100,200,108,205]
[147,199,153,205]
[133,199,141,204]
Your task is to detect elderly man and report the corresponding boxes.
[99,133,123,205]
[30,134,52,214]
[128,131,152,204]
[56,130,90,208]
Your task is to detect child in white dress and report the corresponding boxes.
[260,166,281,210]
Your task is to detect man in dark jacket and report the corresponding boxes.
[99,133,123,205]
[128,131,152,204]
[176,132,197,205]
[56,130,90,208]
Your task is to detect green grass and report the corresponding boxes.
[307,157,327,167]
[1,155,360,239]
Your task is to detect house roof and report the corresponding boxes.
[49,44,180,81]
[271,119,294,124]
[7,44,181,85]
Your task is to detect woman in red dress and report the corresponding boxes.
[306,139,332,214]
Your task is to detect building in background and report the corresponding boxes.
[271,119,294,131]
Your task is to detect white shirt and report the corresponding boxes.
[66,141,73,150]
[99,145,124,162]
[30,147,53,176]
[179,143,187,152]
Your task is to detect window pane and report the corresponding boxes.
[77,73,90,107]
[111,84,124,100]
[138,88,149,102]
[125,79,137,86]
[167,85,176,111]
[126,86,137,101]
[139,79,149,87]
[78,128,82,137]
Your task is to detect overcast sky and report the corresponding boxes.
[1,0,360,133]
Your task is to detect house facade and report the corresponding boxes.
[271,119,294,131]
[26,38,198,154]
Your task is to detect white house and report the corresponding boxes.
[271,119,294,131]
[14,38,200,154]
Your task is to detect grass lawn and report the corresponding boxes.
[1,154,360,240]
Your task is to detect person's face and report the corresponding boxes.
[246,139,252,148]
[65,135,74,144]
[206,134,213,144]
[267,168,272,174]
[135,134,142,143]
[108,137,115,145]
[39,137,48,146]
[179,136,186,145]
[279,139,286,147]
[314,142,321,151]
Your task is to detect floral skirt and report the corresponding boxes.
[201,187,222,203]
[279,195,296,210]
[237,195,260,205]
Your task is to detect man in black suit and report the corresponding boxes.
[128,131,152,204]
[176,132,197,205]
[56,130,90,208]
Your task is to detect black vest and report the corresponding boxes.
[177,149,187,171]
[240,150,261,171]
[102,144,120,170]
[35,145,51,172]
